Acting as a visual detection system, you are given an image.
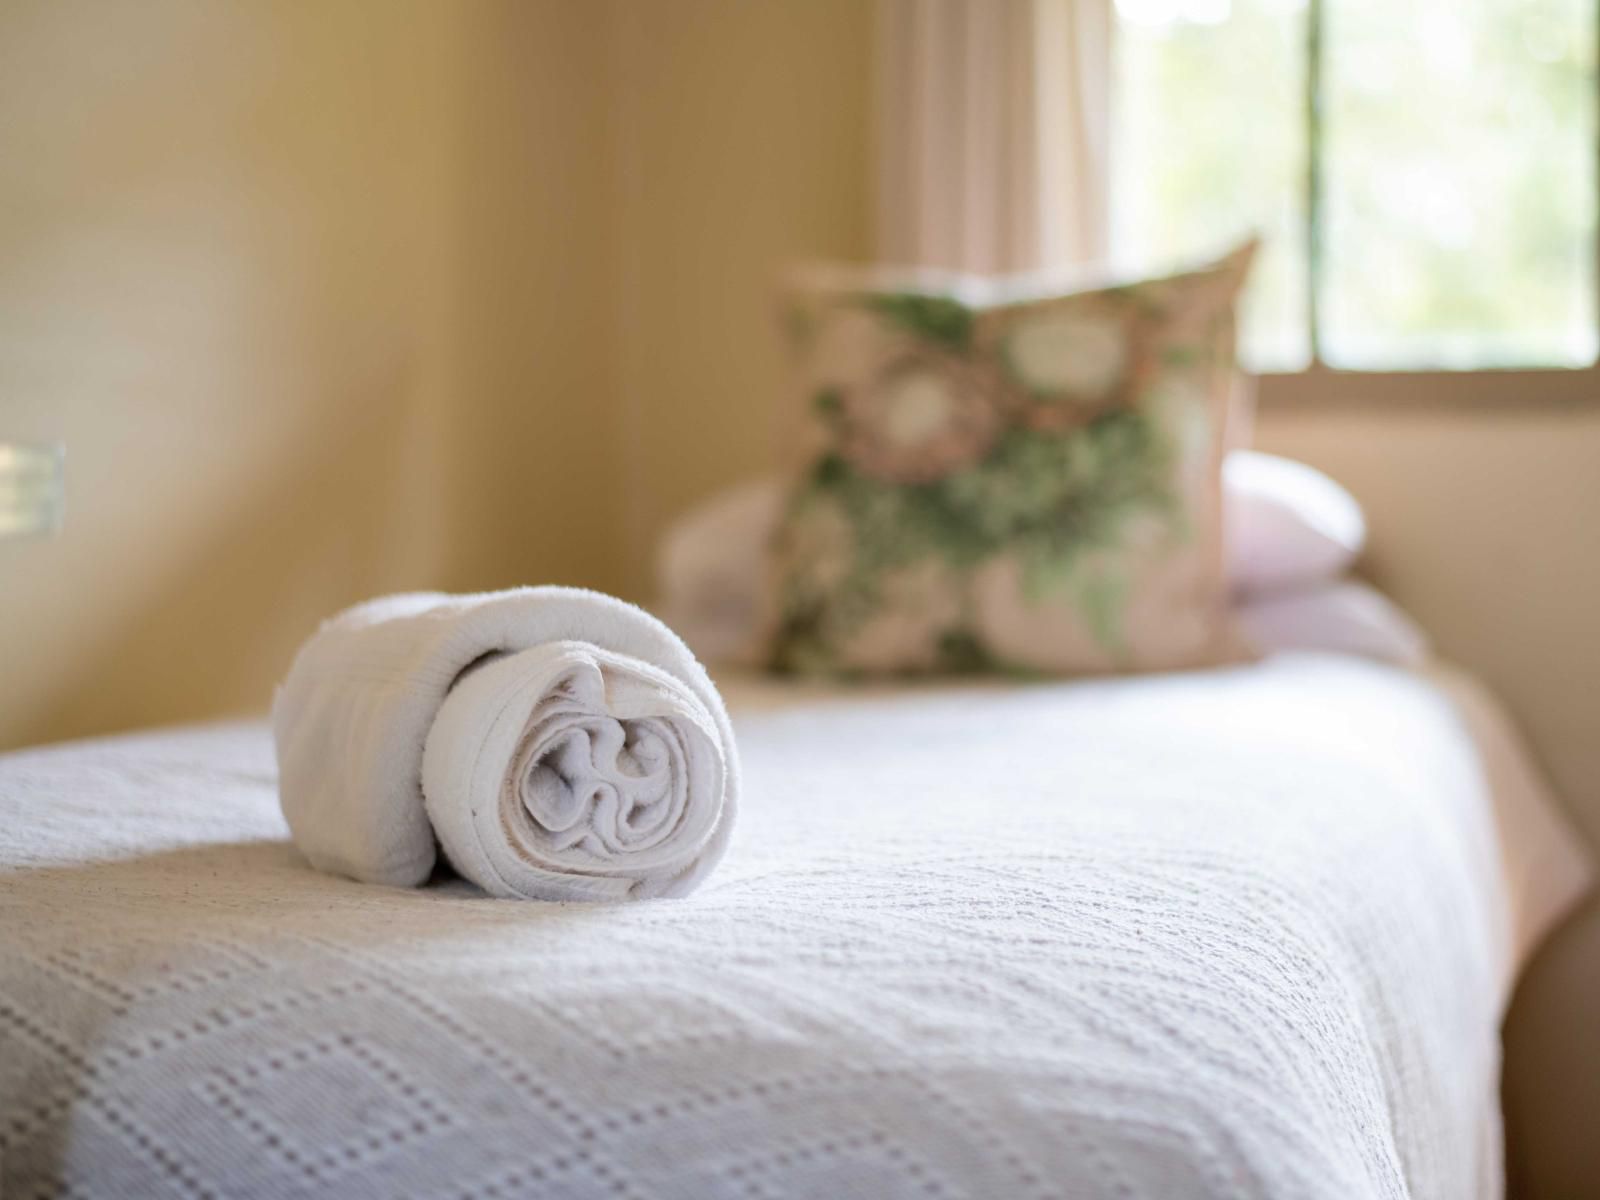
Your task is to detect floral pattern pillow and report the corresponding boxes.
[764,241,1258,677]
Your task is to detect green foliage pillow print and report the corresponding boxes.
[766,242,1257,677]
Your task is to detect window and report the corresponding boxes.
[1112,0,1599,388]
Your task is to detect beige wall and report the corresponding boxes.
[0,0,871,748]
[0,0,622,747]
[453,1,624,598]
[610,1,875,597]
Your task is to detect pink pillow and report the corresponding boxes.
[762,246,1260,675]
[1224,451,1365,597]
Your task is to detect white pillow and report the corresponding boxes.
[657,453,1372,664]
[1223,451,1366,597]
[655,477,783,665]
[1235,581,1429,666]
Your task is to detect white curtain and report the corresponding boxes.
[874,0,1112,274]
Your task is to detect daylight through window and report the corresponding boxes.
[1113,0,1599,373]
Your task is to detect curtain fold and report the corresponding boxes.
[874,0,1112,274]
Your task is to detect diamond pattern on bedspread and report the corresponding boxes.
[0,658,1507,1200]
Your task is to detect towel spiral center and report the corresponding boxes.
[520,716,690,855]
[499,656,723,879]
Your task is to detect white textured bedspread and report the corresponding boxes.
[0,655,1587,1200]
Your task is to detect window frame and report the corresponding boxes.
[1256,0,1600,408]
[1256,364,1600,409]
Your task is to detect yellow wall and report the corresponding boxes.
[0,0,870,748]
[453,0,624,598]
[609,1,874,596]
[0,0,622,747]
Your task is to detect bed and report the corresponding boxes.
[0,653,1589,1199]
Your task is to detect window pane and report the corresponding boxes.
[1323,0,1598,368]
[1112,0,1311,372]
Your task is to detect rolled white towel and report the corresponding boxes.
[272,588,738,900]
